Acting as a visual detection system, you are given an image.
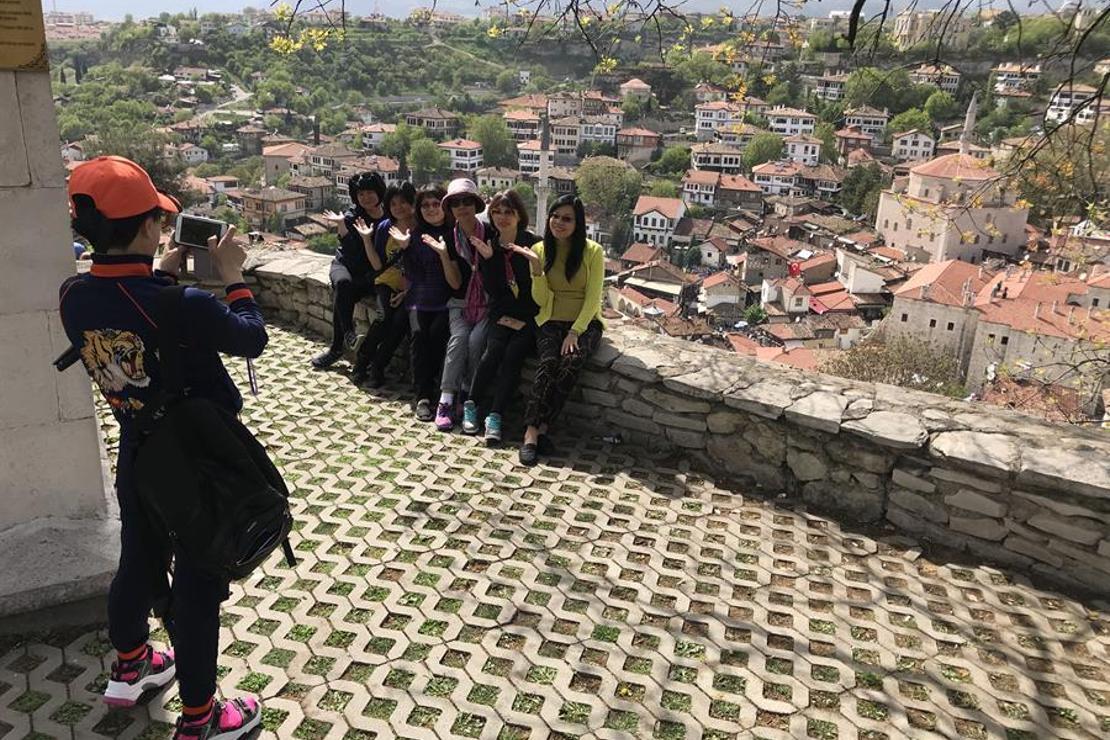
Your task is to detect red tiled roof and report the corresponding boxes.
[633,196,684,220]
[973,271,1109,341]
[439,138,482,150]
[894,259,995,307]
[719,174,761,193]
[726,333,760,356]
[620,242,667,264]
[618,286,652,306]
[749,235,809,259]
[910,153,999,180]
[702,271,739,289]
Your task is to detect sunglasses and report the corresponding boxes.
[420,201,443,210]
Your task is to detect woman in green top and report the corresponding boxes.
[510,195,604,466]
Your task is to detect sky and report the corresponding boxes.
[42,1,1019,24]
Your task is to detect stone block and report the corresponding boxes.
[886,504,932,536]
[1013,491,1108,521]
[1027,512,1104,546]
[842,411,928,450]
[930,467,1003,493]
[615,378,641,395]
[621,398,654,418]
[605,410,660,436]
[662,363,738,400]
[578,370,611,390]
[707,411,742,434]
[0,188,74,316]
[581,388,619,408]
[950,516,1007,542]
[590,338,621,368]
[784,391,846,433]
[665,427,705,449]
[1004,535,1064,568]
[653,411,707,432]
[1018,447,1110,502]
[640,387,711,414]
[0,419,106,530]
[889,488,947,523]
[724,379,795,419]
[1101,540,1110,558]
[0,72,31,187]
[945,489,1008,519]
[1045,539,1110,576]
[929,431,1018,477]
[803,479,882,523]
[892,468,935,494]
[743,424,787,464]
[852,471,882,490]
[786,449,826,482]
[19,72,66,187]
[827,440,894,475]
[612,347,668,382]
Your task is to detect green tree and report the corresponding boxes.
[652,145,691,177]
[466,114,515,168]
[844,68,930,114]
[742,132,783,169]
[495,69,516,94]
[88,120,191,205]
[381,122,426,161]
[813,122,837,163]
[649,180,679,198]
[924,90,958,123]
[622,97,644,122]
[839,164,886,218]
[575,156,642,217]
[408,138,449,185]
[887,108,931,137]
[742,305,767,324]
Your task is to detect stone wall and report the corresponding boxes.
[246,250,1110,596]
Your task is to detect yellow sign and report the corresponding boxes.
[0,0,48,71]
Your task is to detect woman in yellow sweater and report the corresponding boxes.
[509,195,604,466]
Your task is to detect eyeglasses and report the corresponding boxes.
[549,214,575,224]
[420,201,442,210]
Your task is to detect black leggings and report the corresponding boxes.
[469,321,535,416]
[525,320,603,428]
[355,285,410,373]
[110,451,229,707]
[328,259,374,353]
[409,309,450,402]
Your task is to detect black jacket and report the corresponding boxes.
[479,228,540,324]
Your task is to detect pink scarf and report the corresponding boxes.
[455,220,487,324]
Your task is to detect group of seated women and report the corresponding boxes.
[312,173,605,466]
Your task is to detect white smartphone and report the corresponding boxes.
[174,213,228,250]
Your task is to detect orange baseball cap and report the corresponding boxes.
[68,155,181,218]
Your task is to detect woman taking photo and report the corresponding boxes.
[463,189,539,444]
[401,186,461,421]
[430,178,490,432]
[312,172,387,369]
[511,195,604,466]
[351,182,416,387]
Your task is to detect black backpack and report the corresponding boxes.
[132,285,295,581]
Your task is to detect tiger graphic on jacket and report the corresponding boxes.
[80,328,151,412]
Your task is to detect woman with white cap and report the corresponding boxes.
[422,178,491,431]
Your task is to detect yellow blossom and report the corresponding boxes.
[487,24,504,39]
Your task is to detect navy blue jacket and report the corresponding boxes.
[337,207,384,277]
[59,253,267,479]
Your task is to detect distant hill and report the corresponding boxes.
[45,0,1008,23]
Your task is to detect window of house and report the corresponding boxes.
[1000,336,1009,345]
[900,313,908,322]
[929,319,937,328]
[947,322,954,331]
[1093,298,1101,307]
[987,333,995,343]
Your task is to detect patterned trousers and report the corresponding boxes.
[525,320,603,428]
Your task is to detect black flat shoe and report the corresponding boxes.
[519,443,538,466]
[311,348,342,369]
[536,434,555,456]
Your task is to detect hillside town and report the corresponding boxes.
[53,3,1109,423]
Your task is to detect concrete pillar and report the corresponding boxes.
[0,40,118,620]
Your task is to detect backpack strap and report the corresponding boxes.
[154,285,189,398]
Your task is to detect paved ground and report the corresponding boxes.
[2,326,1108,739]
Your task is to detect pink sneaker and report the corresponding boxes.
[103,645,176,707]
[435,402,455,431]
[173,696,262,740]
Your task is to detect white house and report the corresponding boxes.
[813,73,849,101]
[751,161,802,196]
[991,62,1041,93]
[891,129,936,162]
[361,122,396,151]
[438,139,483,172]
[517,140,555,175]
[694,101,742,139]
[843,106,889,137]
[1046,83,1100,124]
[910,64,961,94]
[767,107,817,137]
[476,166,518,192]
[700,271,744,310]
[784,134,822,166]
[633,195,686,248]
[690,142,745,174]
[619,78,652,103]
